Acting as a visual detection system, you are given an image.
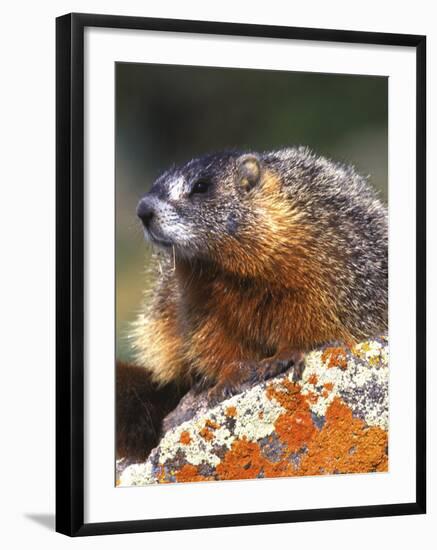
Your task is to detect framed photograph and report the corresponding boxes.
[56,12,426,536]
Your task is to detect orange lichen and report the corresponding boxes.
[308,373,318,385]
[298,398,388,475]
[262,457,295,478]
[216,438,263,480]
[199,419,220,441]
[323,382,334,392]
[267,377,317,453]
[179,430,191,445]
[305,390,319,405]
[199,427,215,441]
[215,437,294,480]
[157,465,169,484]
[321,347,348,369]
[266,378,307,413]
[213,396,387,482]
[225,406,237,418]
[205,419,220,430]
[175,464,211,483]
[274,410,316,453]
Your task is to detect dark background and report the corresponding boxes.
[116,62,388,361]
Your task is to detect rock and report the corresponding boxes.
[162,390,211,433]
[119,336,389,486]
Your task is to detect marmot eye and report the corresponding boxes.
[190,179,210,196]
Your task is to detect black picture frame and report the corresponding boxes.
[56,12,426,537]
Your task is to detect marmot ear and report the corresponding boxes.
[236,154,261,191]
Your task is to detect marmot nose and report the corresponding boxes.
[137,197,155,228]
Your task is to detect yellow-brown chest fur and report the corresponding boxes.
[174,258,352,383]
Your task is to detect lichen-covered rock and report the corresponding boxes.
[119,337,388,486]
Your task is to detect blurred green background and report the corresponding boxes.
[116,62,388,361]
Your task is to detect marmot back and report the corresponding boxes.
[130,147,387,400]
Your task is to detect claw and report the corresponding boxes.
[291,358,305,382]
[204,351,306,407]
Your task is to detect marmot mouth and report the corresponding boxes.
[147,229,173,248]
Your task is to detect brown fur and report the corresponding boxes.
[116,361,188,461]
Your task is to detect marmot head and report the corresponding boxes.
[136,150,305,278]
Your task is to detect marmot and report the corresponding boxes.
[117,147,387,460]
